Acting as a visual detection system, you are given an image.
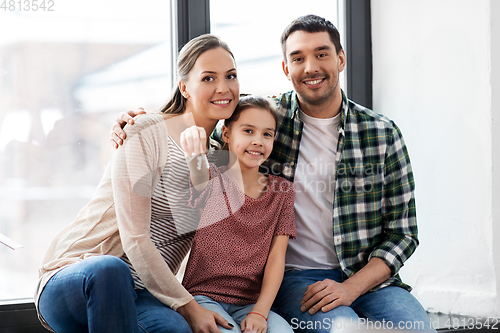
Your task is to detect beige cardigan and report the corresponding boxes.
[35,114,194,328]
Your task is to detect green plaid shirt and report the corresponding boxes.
[213,90,418,291]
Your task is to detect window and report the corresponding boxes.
[0,0,174,301]
[0,2,373,329]
[210,0,346,97]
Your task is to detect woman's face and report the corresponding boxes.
[180,47,239,125]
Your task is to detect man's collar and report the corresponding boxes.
[338,89,348,132]
[291,89,349,128]
[291,90,300,119]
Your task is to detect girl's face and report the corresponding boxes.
[222,107,276,170]
[180,47,239,125]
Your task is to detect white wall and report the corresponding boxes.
[371,0,500,317]
[491,0,500,318]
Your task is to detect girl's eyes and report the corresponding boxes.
[242,129,274,138]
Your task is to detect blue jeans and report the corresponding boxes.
[194,295,293,332]
[38,255,192,333]
[273,269,435,333]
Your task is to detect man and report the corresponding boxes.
[111,15,433,333]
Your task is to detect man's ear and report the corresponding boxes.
[282,61,291,81]
[179,81,189,99]
[222,125,230,143]
[338,49,347,73]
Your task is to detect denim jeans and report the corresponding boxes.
[38,255,192,333]
[194,295,293,332]
[273,269,435,333]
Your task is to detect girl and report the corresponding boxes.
[36,34,239,333]
[179,96,296,333]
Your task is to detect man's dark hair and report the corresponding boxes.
[280,14,343,62]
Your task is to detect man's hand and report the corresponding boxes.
[109,107,147,148]
[300,279,358,315]
[177,299,234,333]
[301,258,392,315]
[240,313,267,333]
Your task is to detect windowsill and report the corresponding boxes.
[0,298,36,308]
[0,299,497,332]
[0,298,48,332]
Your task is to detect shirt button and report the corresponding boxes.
[290,162,295,166]
[295,130,300,135]
[334,236,342,244]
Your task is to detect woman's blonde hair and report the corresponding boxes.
[159,34,235,114]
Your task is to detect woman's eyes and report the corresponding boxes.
[202,73,237,82]
[202,76,215,82]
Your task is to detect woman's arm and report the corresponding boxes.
[240,235,290,333]
[112,116,232,333]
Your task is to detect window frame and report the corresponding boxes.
[345,0,373,108]
[0,0,373,330]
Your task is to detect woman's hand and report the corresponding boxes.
[177,299,234,333]
[180,125,207,157]
[240,313,267,333]
[109,107,147,148]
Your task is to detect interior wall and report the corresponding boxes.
[371,0,499,317]
[491,0,500,317]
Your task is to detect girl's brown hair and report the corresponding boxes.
[222,95,278,150]
[159,34,235,114]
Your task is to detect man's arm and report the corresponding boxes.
[301,123,418,314]
[367,123,418,277]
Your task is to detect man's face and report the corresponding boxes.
[282,31,346,114]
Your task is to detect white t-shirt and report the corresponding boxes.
[285,109,342,270]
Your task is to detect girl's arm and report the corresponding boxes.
[180,125,210,192]
[240,235,290,333]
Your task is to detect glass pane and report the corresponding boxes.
[210,0,343,96]
[0,0,173,300]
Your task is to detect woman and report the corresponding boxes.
[36,34,239,333]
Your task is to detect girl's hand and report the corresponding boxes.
[180,125,207,157]
[240,313,267,333]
